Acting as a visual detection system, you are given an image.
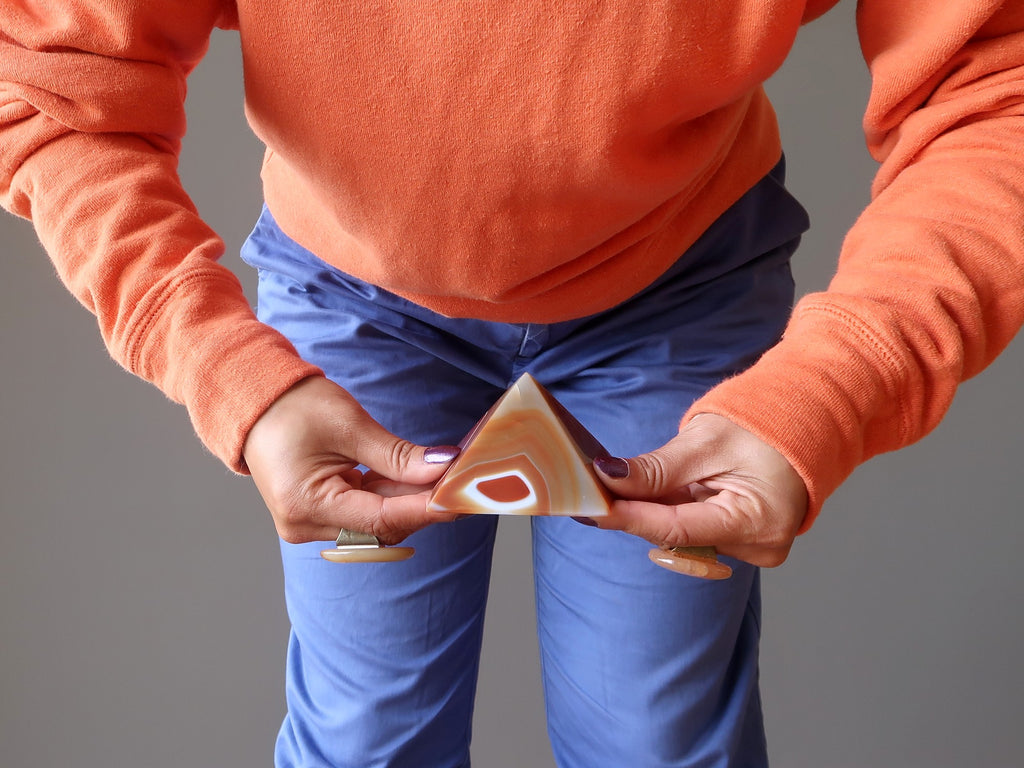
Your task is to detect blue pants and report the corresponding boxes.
[240,161,809,768]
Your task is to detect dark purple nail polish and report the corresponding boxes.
[571,516,599,527]
[424,445,461,464]
[594,456,629,479]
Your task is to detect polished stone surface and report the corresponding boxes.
[428,373,613,517]
[320,546,416,563]
[648,546,733,580]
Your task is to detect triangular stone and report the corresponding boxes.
[428,373,613,516]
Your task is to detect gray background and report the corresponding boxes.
[2,5,1022,766]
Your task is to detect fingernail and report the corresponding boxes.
[571,516,599,527]
[424,445,461,464]
[594,456,629,479]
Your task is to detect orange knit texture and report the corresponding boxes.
[2,1,1024,528]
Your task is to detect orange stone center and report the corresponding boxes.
[475,474,532,503]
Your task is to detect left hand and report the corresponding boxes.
[592,413,809,568]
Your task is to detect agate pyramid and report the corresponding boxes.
[428,373,613,516]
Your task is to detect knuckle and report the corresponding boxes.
[715,493,758,538]
[663,517,694,548]
[387,439,416,472]
[762,527,792,551]
[279,495,310,529]
[267,482,323,539]
[667,529,693,549]
[271,496,312,541]
[752,502,798,551]
[277,528,306,545]
[637,453,674,494]
[722,490,791,549]
[366,515,389,541]
[370,500,410,545]
[759,549,790,568]
[367,520,402,546]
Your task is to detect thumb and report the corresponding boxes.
[351,417,460,486]
[594,439,700,503]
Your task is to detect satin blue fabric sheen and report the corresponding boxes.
[240,159,809,768]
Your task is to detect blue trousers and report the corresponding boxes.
[240,161,809,768]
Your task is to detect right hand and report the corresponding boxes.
[242,376,460,544]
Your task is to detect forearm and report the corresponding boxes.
[690,114,1024,529]
[689,1,1024,526]
[0,3,319,470]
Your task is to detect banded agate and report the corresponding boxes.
[428,373,613,516]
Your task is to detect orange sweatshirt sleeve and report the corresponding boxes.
[687,0,1024,529]
[0,2,321,472]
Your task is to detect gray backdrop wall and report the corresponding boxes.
[2,5,1022,767]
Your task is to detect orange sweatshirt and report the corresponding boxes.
[2,1,1024,528]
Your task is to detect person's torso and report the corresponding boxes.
[235,0,836,320]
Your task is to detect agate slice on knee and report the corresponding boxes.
[427,373,612,517]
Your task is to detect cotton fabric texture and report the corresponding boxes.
[241,164,808,767]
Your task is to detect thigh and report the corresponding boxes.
[528,239,797,767]
[242,209,509,768]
